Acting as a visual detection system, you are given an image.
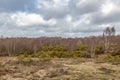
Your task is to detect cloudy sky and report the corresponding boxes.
[0,0,120,37]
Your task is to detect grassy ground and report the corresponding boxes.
[0,57,120,80]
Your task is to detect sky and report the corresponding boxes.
[0,0,120,38]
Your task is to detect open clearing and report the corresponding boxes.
[0,57,120,80]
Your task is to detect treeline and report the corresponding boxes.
[0,35,119,58]
[0,27,120,59]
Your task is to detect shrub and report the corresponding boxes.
[104,54,120,62]
[75,45,91,58]
[60,52,72,58]
[53,46,67,52]
[72,51,84,58]
[82,52,91,58]
[17,54,33,65]
[0,46,6,53]
[38,51,52,61]
[41,45,67,52]
[114,55,120,62]
[76,45,88,51]
[104,54,113,61]
[41,46,53,52]
[51,51,71,58]
[95,46,104,55]
[111,50,120,56]
[17,49,33,56]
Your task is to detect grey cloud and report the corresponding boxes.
[90,11,120,25]
[37,0,69,19]
[69,0,102,16]
[38,0,102,19]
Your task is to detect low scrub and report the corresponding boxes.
[17,54,33,65]
[104,54,120,62]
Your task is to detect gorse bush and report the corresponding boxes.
[39,45,70,58]
[13,43,120,61]
[16,44,105,59]
[0,46,6,53]
[111,50,120,56]
[95,46,104,55]
[37,51,72,58]
[17,54,33,65]
[38,51,51,61]
[76,45,88,51]
[74,45,91,58]
[17,49,33,56]
[51,51,71,58]
[41,45,67,52]
[72,51,84,58]
[104,54,120,62]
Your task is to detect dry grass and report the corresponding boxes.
[0,57,120,80]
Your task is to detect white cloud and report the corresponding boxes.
[101,0,120,15]
[101,1,115,15]
[11,12,56,26]
[65,15,72,22]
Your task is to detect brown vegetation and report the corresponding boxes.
[0,57,120,80]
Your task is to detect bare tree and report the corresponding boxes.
[103,26,116,53]
[111,26,115,36]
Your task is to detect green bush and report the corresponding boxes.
[41,45,67,52]
[76,45,88,51]
[37,51,71,58]
[111,50,120,56]
[0,46,6,53]
[82,52,91,58]
[95,46,104,55]
[72,51,84,58]
[51,45,67,52]
[74,45,92,58]
[40,55,51,61]
[17,49,33,56]
[104,54,113,61]
[60,52,72,58]
[17,54,33,65]
[51,51,71,58]
[104,54,120,62]
[41,46,53,51]
[38,51,52,61]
